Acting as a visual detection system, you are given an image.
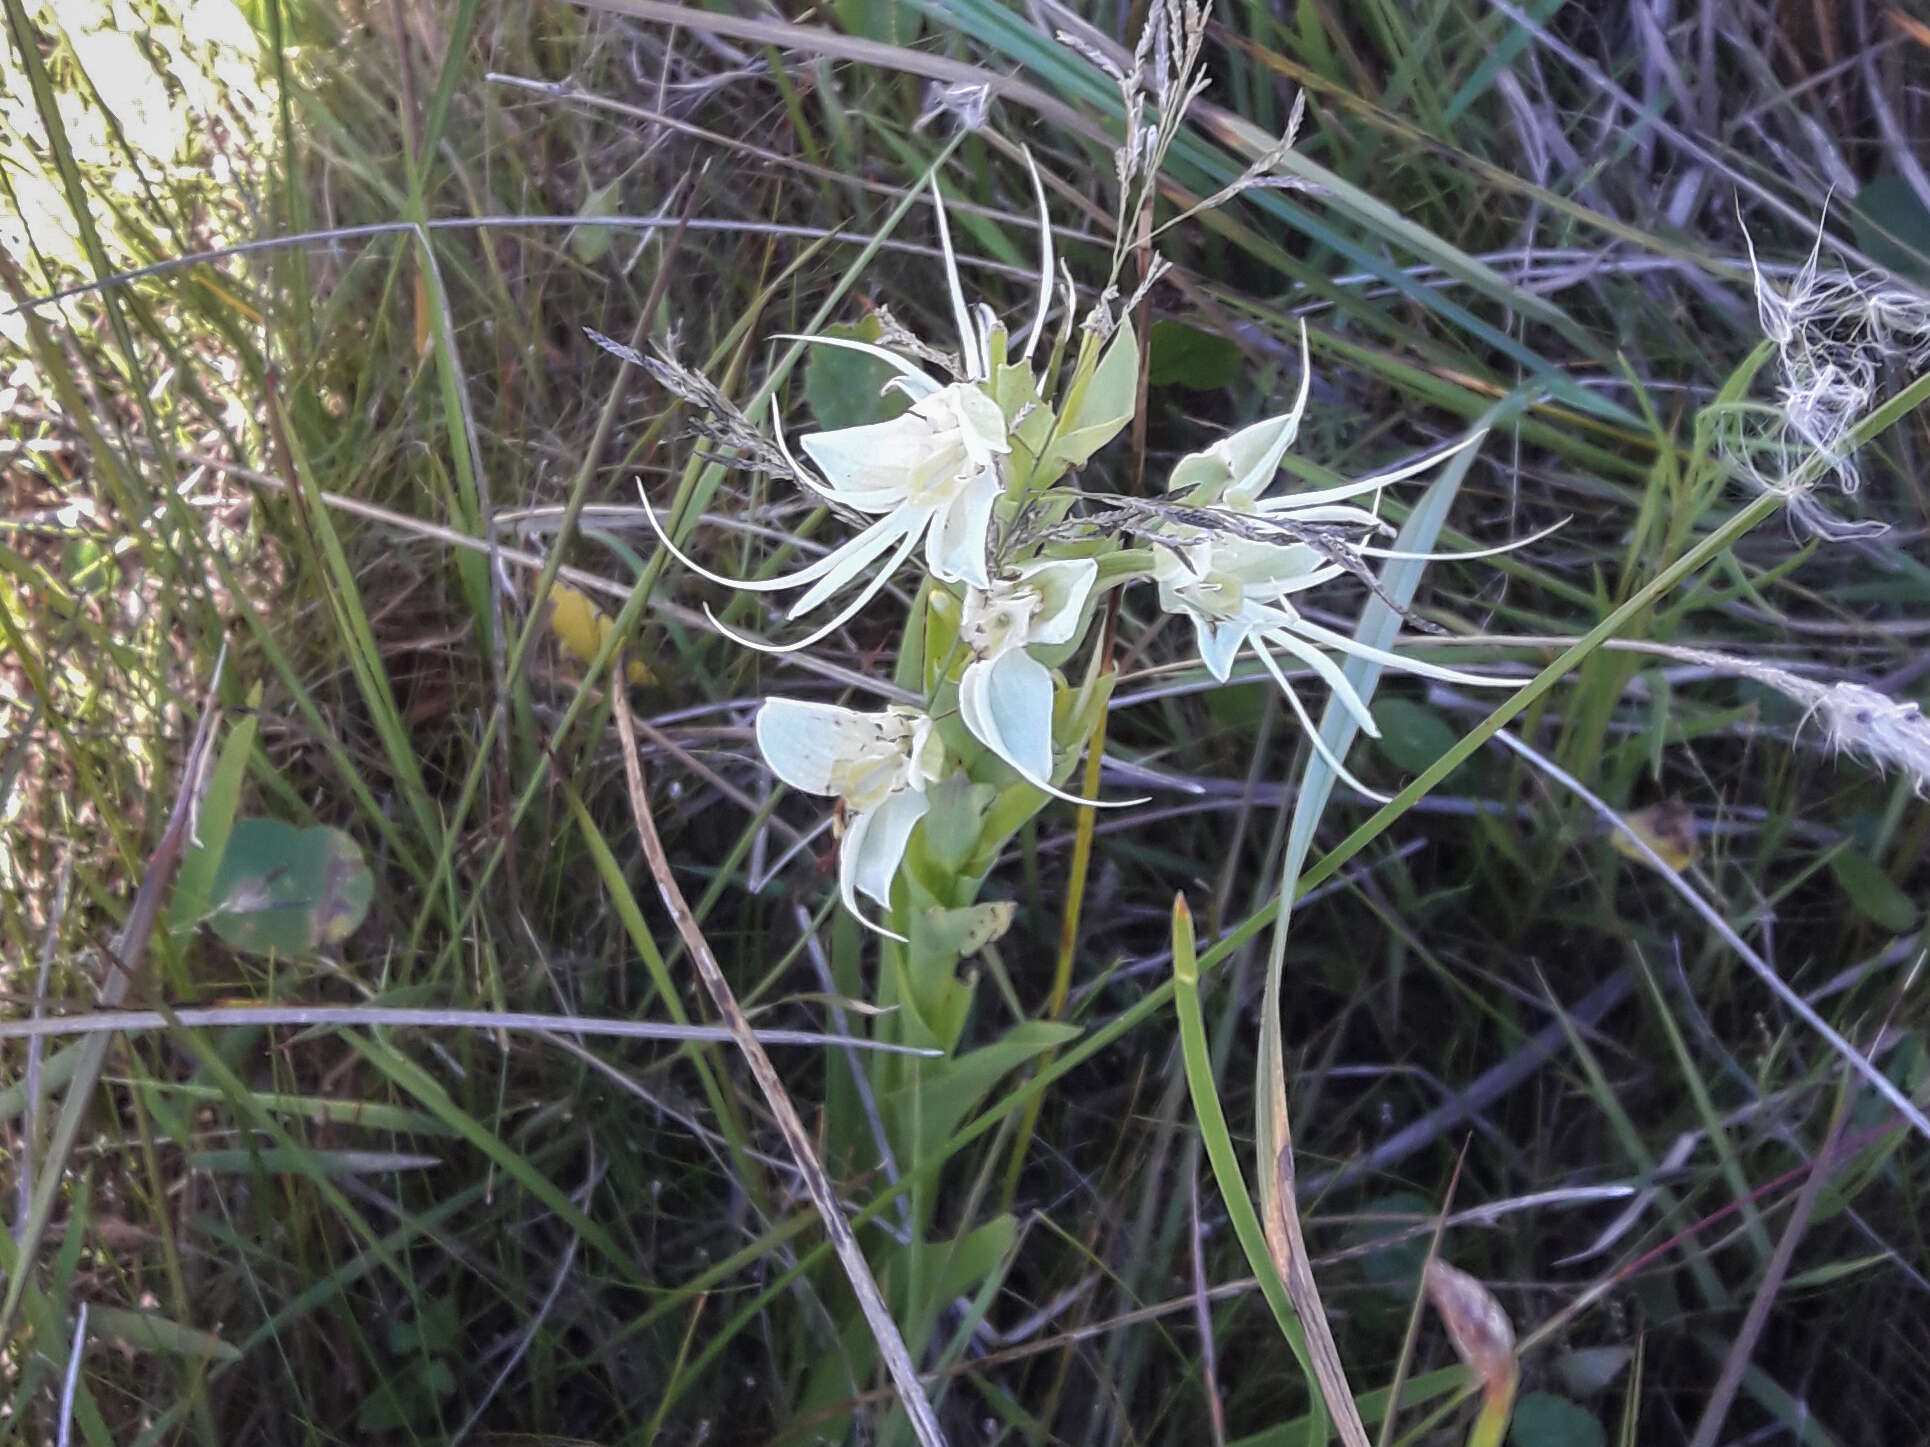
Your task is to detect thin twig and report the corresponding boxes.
[607,655,949,1447]
[0,1006,939,1052]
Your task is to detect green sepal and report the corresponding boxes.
[1043,322,1139,473]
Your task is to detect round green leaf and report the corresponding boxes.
[208,817,373,957]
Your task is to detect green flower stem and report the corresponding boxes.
[999,669,1110,1211]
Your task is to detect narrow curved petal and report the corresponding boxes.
[930,175,983,381]
[710,524,924,655]
[1290,618,1516,688]
[642,486,860,595]
[1360,516,1569,561]
[771,333,941,401]
[1259,431,1485,515]
[785,507,925,618]
[755,698,875,796]
[1020,145,1053,365]
[1253,646,1391,804]
[1018,557,1100,646]
[925,470,998,587]
[848,787,930,911]
[1221,325,1313,508]
[1263,628,1382,738]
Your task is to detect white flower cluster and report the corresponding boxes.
[650,170,1506,934]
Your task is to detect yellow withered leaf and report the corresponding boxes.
[1424,1257,1519,1447]
[549,582,655,687]
[1612,798,1697,873]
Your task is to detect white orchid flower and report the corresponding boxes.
[955,557,1133,805]
[648,158,1062,653]
[1151,531,1504,802]
[755,697,943,937]
[1167,325,1479,536]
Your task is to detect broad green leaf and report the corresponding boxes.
[882,1020,1078,1150]
[570,177,622,264]
[1147,318,1243,390]
[1850,174,1930,283]
[805,318,912,431]
[88,1306,241,1364]
[1370,696,1466,781]
[930,1213,1015,1303]
[1828,846,1919,933]
[1508,1392,1604,1447]
[169,689,260,937]
[208,817,374,956]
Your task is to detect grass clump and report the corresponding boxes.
[3,1,1929,1444]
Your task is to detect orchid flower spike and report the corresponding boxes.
[647,162,1063,653]
[755,698,943,937]
[957,558,1138,806]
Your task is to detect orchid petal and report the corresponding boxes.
[785,508,926,618]
[1268,563,1349,596]
[1192,613,1251,682]
[931,176,983,381]
[960,651,1139,807]
[1015,556,1099,646]
[925,470,998,588]
[1290,618,1515,688]
[1020,145,1053,365]
[1359,516,1570,561]
[1221,324,1313,507]
[799,412,939,505]
[835,808,907,940]
[770,406,839,506]
[848,786,929,911]
[771,332,941,401]
[959,650,1053,785]
[755,697,881,797]
[641,489,850,595]
[1254,645,1392,804]
[1262,627,1382,738]
[708,524,924,655]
